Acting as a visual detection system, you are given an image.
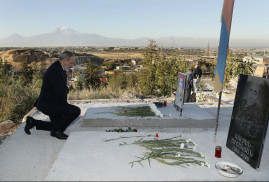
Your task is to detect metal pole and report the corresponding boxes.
[215,91,222,137]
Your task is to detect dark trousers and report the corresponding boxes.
[184,89,191,102]
[34,104,81,132]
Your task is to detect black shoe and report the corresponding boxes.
[61,132,69,138]
[24,116,35,135]
[50,130,68,140]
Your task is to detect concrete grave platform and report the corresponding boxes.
[82,103,216,128]
[1,102,269,181]
[45,131,269,181]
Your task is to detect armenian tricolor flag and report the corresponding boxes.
[214,0,235,92]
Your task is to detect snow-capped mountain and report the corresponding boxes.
[52,26,80,34]
[0,26,148,47]
[0,26,268,48]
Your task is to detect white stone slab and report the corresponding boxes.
[82,103,216,128]
[45,131,269,181]
[84,103,214,120]
[158,103,216,120]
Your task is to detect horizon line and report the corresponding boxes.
[1,26,268,41]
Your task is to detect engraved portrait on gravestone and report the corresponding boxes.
[234,82,263,139]
[235,83,262,123]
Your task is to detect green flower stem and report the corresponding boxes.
[104,134,153,142]
[105,134,209,168]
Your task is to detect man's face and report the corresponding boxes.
[246,86,259,106]
[63,56,75,70]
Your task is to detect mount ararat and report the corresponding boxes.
[0,26,268,48]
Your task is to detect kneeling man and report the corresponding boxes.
[24,51,81,140]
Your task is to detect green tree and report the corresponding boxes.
[137,66,156,95]
[232,59,255,77]
[168,58,182,94]
[0,57,3,68]
[155,57,170,96]
[104,61,116,70]
[142,40,160,66]
[40,60,47,75]
[108,71,128,91]
[19,60,33,85]
[127,72,137,89]
[84,61,100,90]
[224,57,255,87]
[175,59,191,74]
[108,71,138,92]
[0,60,12,78]
[75,75,84,91]
[0,57,4,79]
[137,40,159,95]
[31,61,43,89]
[0,73,39,124]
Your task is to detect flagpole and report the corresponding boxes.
[215,91,222,137]
[213,0,234,142]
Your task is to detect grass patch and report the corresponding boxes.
[106,127,138,132]
[115,106,156,117]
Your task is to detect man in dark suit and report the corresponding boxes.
[24,51,81,140]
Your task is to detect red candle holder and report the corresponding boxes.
[215,146,222,158]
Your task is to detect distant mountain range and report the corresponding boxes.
[0,26,268,48]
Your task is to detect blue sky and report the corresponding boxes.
[0,0,268,40]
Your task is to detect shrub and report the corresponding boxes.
[0,75,40,124]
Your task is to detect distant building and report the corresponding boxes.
[113,47,121,51]
[201,56,217,59]
[243,56,269,65]
[254,65,269,77]
[116,65,130,71]
[131,60,137,66]
[243,56,269,77]
[105,70,116,75]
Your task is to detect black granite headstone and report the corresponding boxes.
[226,74,269,169]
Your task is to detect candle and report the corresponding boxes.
[215,146,222,158]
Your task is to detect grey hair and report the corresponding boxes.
[59,51,74,61]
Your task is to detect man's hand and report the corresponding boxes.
[66,69,72,87]
[66,70,72,77]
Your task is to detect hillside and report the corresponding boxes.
[0,49,105,68]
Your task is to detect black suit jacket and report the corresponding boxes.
[193,66,202,79]
[36,61,69,115]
